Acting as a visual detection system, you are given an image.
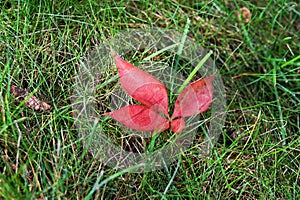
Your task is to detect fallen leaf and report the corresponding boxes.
[170,117,185,133]
[103,104,169,132]
[104,51,215,135]
[10,84,52,111]
[171,73,215,119]
[237,7,251,24]
[112,51,169,116]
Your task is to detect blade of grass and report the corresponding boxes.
[273,66,287,145]
[85,164,143,200]
[177,51,212,94]
[143,43,179,61]
[177,18,190,57]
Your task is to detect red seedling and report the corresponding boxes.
[103,51,215,134]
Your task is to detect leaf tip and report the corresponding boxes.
[171,118,185,133]
[102,112,111,116]
[110,49,117,57]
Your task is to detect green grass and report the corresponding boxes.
[0,0,299,199]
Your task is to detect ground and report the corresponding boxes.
[0,0,299,199]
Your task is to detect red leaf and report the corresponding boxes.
[106,51,215,135]
[112,51,169,117]
[172,73,215,119]
[104,105,169,132]
[171,118,185,133]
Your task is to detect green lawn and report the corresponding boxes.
[0,0,299,199]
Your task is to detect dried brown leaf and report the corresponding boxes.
[237,7,251,24]
[10,85,52,111]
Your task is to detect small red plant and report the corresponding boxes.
[104,51,215,134]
